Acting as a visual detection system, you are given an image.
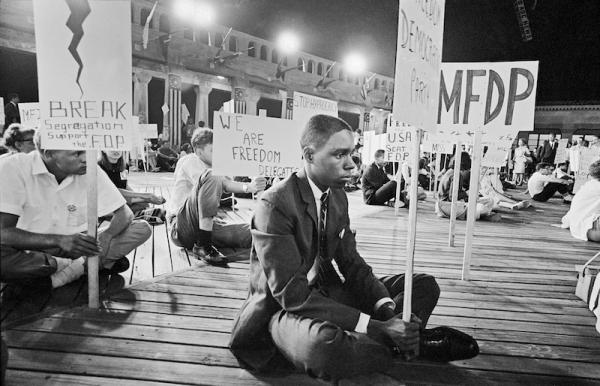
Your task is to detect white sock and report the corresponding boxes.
[51,257,85,288]
[53,257,73,272]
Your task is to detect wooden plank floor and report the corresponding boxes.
[3,173,600,385]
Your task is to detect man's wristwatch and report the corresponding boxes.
[242,183,249,193]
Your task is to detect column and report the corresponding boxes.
[133,71,152,124]
[246,89,261,116]
[195,82,211,126]
[168,74,182,146]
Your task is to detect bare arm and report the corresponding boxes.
[0,212,99,258]
[222,177,267,194]
[118,187,165,205]
[101,205,134,240]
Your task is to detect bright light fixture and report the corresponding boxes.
[277,31,300,55]
[344,53,367,75]
[175,0,194,20]
[194,3,216,27]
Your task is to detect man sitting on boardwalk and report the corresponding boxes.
[0,142,151,291]
[528,162,573,203]
[167,128,266,266]
[361,149,408,207]
[230,115,477,381]
[562,160,600,243]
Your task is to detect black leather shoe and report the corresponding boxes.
[100,257,130,275]
[419,326,479,362]
[192,244,229,267]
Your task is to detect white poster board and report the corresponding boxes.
[392,0,445,132]
[573,147,600,193]
[33,0,132,150]
[293,91,338,129]
[0,97,4,126]
[18,102,40,130]
[437,61,538,142]
[554,138,569,164]
[481,139,513,168]
[212,112,303,178]
[140,124,158,139]
[422,131,454,154]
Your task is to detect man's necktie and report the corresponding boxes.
[316,192,329,284]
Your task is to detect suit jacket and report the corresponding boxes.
[4,101,20,129]
[229,169,390,370]
[361,162,390,203]
[539,140,557,164]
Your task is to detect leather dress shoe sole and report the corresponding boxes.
[419,326,479,362]
[99,257,130,275]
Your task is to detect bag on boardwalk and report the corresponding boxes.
[575,252,600,304]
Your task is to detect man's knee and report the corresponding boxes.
[130,220,152,245]
[421,274,441,305]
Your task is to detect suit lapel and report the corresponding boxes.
[296,169,318,228]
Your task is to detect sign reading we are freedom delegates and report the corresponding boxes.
[33,0,132,150]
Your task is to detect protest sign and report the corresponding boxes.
[0,97,4,126]
[212,112,303,178]
[422,130,453,154]
[392,0,445,133]
[140,124,158,139]
[573,147,600,193]
[33,0,132,150]
[481,139,512,168]
[554,139,569,164]
[19,102,40,129]
[437,61,538,142]
[293,91,338,128]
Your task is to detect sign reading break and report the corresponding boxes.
[212,112,303,178]
[33,0,132,150]
[392,0,446,132]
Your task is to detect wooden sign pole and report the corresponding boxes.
[403,128,422,323]
[462,130,483,280]
[86,150,100,308]
[394,166,402,216]
[448,142,462,247]
[433,152,441,194]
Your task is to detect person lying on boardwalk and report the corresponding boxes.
[98,150,166,224]
[230,115,478,382]
[0,140,151,292]
[527,162,573,203]
[562,160,600,243]
[435,152,497,221]
[361,149,409,207]
[167,128,266,266]
[479,167,530,210]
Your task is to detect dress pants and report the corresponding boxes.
[268,273,440,380]
[532,182,569,202]
[366,180,406,206]
[170,171,252,250]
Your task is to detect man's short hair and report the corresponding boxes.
[536,162,551,171]
[3,123,34,147]
[374,149,385,158]
[191,128,213,150]
[7,93,18,101]
[300,114,352,151]
[589,160,600,180]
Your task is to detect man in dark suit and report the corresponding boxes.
[3,93,20,133]
[539,134,559,164]
[229,115,444,380]
[361,149,408,206]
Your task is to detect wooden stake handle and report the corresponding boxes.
[448,143,462,247]
[86,151,100,309]
[462,130,483,280]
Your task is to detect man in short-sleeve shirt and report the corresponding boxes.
[0,149,151,289]
[527,162,573,202]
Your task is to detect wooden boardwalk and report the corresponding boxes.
[3,173,600,385]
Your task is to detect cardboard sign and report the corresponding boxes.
[573,147,600,193]
[293,91,338,129]
[362,123,416,165]
[18,102,40,130]
[0,97,4,126]
[481,140,512,168]
[554,139,569,164]
[422,131,453,154]
[33,0,132,150]
[140,124,158,139]
[212,112,303,178]
[392,0,445,132]
[437,61,538,143]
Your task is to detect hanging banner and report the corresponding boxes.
[293,91,338,129]
[437,61,539,143]
[33,0,132,150]
[392,0,445,132]
[212,112,303,178]
[18,102,40,130]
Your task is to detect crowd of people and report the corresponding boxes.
[0,92,598,382]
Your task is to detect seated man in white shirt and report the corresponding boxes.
[562,160,600,242]
[167,128,266,266]
[0,144,152,291]
[527,162,573,202]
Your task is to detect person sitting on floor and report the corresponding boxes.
[435,152,496,221]
[553,161,575,188]
[527,162,573,203]
[156,139,179,171]
[0,123,36,158]
[361,149,408,207]
[479,167,530,210]
[561,160,600,243]
[229,115,478,382]
[98,150,166,223]
[167,128,266,266]
[0,142,152,291]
